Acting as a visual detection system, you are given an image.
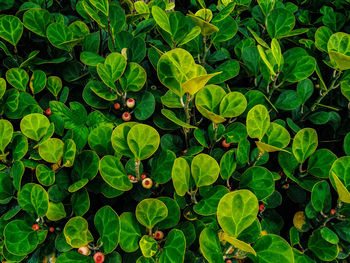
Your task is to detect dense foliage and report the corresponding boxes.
[0,0,350,262]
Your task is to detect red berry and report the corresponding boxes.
[222,140,230,148]
[141,173,147,180]
[142,178,153,189]
[282,184,289,189]
[78,246,90,256]
[32,224,39,231]
[45,108,52,116]
[126,98,135,108]
[93,252,105,263]
[259,204,265,211]
[226,260,232,263]
[128,175,135,181]
[114,103,120,110]
[330,209,336,215]
[278,170,284,176]
[183,149,187,155]
[49,227,55,232]
[122,112,131,121]
[154,230,164,240]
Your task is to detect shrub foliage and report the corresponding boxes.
[0,0,350,262]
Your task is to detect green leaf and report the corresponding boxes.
[0,171,13,202]
[18,183,35,212]
[292,128,318,163]
[199,228,224,263]
[80,51,105,66]
[172,157,190,196]
[157,48,206,97]
[208,59,240,84]
[88,124,114,156]
[30,70,47,94]
[188,15,219,36]
[127,124,160,160]
[221,233,256,256]
[0,77,5,100]
[72,150,99,180]
[327,32,350,70]
[240,166,274,200]
[156,197,180,230]
[266,122,290,149]
[135,198,168,229]
[252,234,293,263]
[151,150,176,184]
[266,8,295,39]
[20,113,50,141]
[46,22,75,51]
[46,202,66,221]
[4,220,39,256]
[56,251,92,263]
[161,109,197,129]
[94,206,120,254]
[320,227,339,245]
[11,160,24,190]
[47,76,62,97]
[283,48,316,82]
[307,149,337,178]
[120,62,147,92]
[191,153,220,187]
[193,185,229,215]
[0,119,13,153]
[120,212,141,253]
[315,26,333,52]
[246,104,270,140]
[99,155,132,191]
[64,216,94,248]
[0,15,23,46]
[217,190,259,237]
[311,181,331,212]
[308,229,338,261]
[139,235,158,258]
[31,184,49,216]
[182,72,222,96]
[38,138,64,163]
[297,78,314,105]
[275,90,301,110]
[89,0,109,16]
[329,157,350,203]
[212,16,237,43]
[23,8,53,37]
[341,81,350,101]
[152,6,172,35]
[219,92,247,118]
[159,229,186,263]
[97,52,127,90]
[111,122,138,158]
[6,68,29,91]
[134,92,155,120]
[220,150,236,180]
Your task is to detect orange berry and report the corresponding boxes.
[78,246,90,256]
[154,230,164,240]
[330,209,336,215]
[126,98,135,108]
[113,103,120,110]
[122,112,131,121]
[32,224,39,231]
[93,252,105,263]
[142,178,153,189]
[49,227,55,232]
[222,140,230,148]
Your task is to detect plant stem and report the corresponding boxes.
[183,93,192,148]
[135,160,141,181]
[107,20,117,52]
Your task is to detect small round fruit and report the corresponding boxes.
[154,230,164,240]
[122,112,131,121]
[49,227,55,232]
[114,103,120,110]
[282,183,289,189]
[126,98,135,108]
[315,84,320,88]
[78,246,90,256]
[226,260,232,263]
[141,173,147,180]
[259,204,264,211]
[45,108,52,116]
[32,224,40,231]
[93,252,105,263]
[222,140,230,148]
[142,178,153,189]
[128,175,135,181]
[330,209,336,215]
